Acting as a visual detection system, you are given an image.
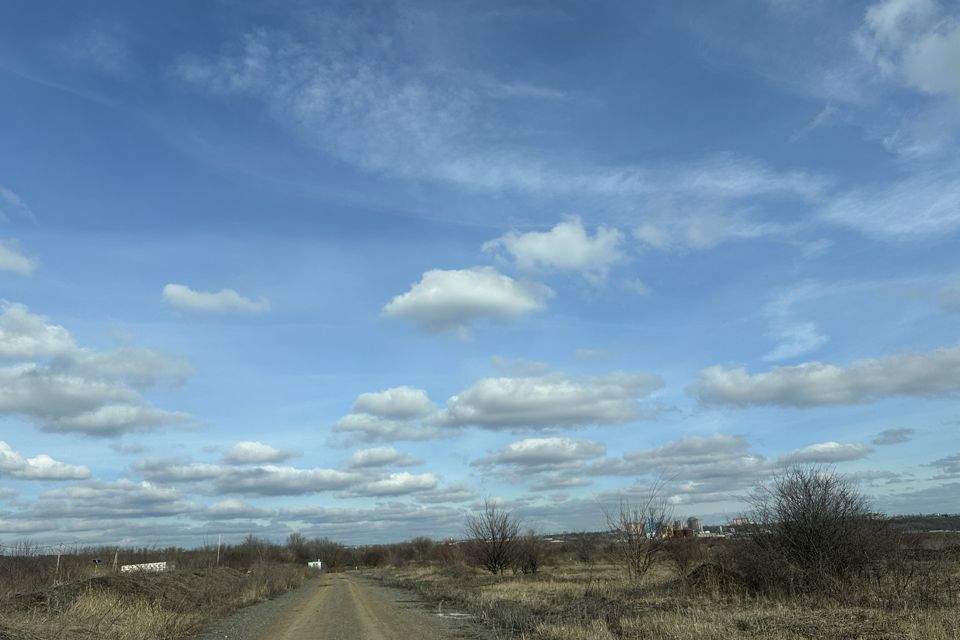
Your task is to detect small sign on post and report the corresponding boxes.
[307,560,322,570]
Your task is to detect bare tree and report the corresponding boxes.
[604,483,673,580]
[465,499,521,575]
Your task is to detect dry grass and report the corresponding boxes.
[0,564,311,640]
[374,547,960,640]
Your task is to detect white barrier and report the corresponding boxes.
[120,561,168,573]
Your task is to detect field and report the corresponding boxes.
[0,541,312,640]
[1,516,958,639]
[373,534,960,640]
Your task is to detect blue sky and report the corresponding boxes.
[1,0,959,546]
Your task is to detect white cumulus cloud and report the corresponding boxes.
[0,303,192,436]
[342,472,439,497]
[474,437,606,473]
[352,386,435,420]
[694,344,960,407]
[163,283,270,314]
[482,217,625,281]
[383,267,551,337]
[43,405,191,437]
[347,446,422,468]
[223,441,294,464]
[858,0,960,98]
[0,303,75,359]
[216,466,358,497]
[0,441,90,480]
[435,372,662,430]
[332,413,440,443]
[779,441,873,463]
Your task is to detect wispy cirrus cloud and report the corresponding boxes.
[761,283,828,362]
[0,186,35,222]
[61,23,137,78]
[172,22,833,254]
[820,168,960,239]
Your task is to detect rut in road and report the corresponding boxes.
[263,573,463,640]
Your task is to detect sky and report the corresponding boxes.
[0,0,959,547]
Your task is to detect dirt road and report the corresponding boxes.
[196,572,482,640]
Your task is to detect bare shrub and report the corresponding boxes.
[410,536,434,563]
[604,485,672,580]
[744,465,889,594]
[512,530,544,574]
[465,499,520,575]
[430,540,466,569]
[569,532,598,565]
[285,532,311,563]
[665,538,704,583]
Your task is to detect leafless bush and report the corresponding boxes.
[285,532,311,563]
[512,530,544,574]
[429,540,466,569]
[465,499,520,575]
[743,465,890,594]
[665,538,705,583]
[604,485,672,580]
[569,532,598,564]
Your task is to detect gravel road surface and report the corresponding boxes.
[193,572,487,640]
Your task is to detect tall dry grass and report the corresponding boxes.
[0,562,311,640]
[374,535,960,640]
